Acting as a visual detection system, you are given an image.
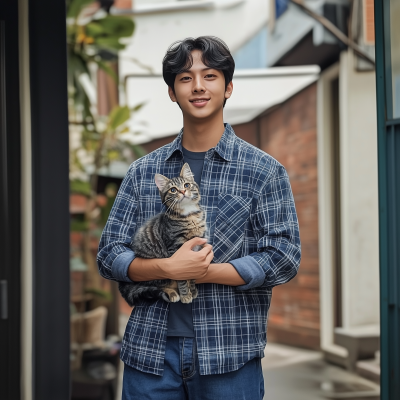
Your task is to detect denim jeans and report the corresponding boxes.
[122,336,265,400]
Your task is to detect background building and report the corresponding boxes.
[2,0,397,399]
[113,0,380,371]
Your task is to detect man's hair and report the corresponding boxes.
[162,36,235,106]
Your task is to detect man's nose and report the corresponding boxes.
[193,77,205,93]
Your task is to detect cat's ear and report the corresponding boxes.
[155,173,169,192]
[180,163,194,181]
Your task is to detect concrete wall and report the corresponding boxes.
[339,51,380,329]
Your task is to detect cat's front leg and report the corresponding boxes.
[189,279,198,299]
[162,280,180,303]
[177,280,192,303]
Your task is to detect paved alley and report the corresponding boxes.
[262,343,380,400]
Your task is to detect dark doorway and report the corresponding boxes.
[0,3,22,400]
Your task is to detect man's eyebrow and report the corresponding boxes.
[178,67,214,74]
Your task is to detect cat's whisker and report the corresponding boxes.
[165,197,179,217]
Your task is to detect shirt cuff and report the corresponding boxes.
[111,250,136,282]
[229,255,265,290]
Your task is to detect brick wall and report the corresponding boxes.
[135,84,320,348]
[234,84,320,349]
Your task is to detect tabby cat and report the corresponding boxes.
[118,163,207,306]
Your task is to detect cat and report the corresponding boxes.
[118,162,207,306]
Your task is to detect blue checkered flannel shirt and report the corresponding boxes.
[97,123,301,376]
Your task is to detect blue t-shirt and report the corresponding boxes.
[167,145,206,337]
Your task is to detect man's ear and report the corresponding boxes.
[168,86,177,103]
[224,81,233,100]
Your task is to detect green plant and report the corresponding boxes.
[67,0,146,290]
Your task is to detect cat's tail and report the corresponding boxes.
[118,282,170,307]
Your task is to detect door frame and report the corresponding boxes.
[28,0,71,398]
[374,0,400,398]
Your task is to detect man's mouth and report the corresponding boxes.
[190,98,210,107]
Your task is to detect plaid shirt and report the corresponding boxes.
[97,123,301,376]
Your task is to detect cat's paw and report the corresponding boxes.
[191,287,198,299]
[168,291,180,303]
[161,292,171,303]
[180,293,193,304]
[162,290,180,303]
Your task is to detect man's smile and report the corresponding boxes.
[189,98,210,107]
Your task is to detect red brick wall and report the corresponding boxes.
[234,84,320,349]
[134,84,320,348]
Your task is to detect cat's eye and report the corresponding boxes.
[184,183,190,188]
[170,188,177,193]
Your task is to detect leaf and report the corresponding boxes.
[119,126,130,134]
[67,0,94,19]
[95,37,125,51]
[85,22,104,38]
[131,102,145,112]
[70,179,91,196]
[108,106,130,130]
[70,149,86,173]
[108,150,120,161]
[94,16,135,38]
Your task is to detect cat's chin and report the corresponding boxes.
[178,202,200,216]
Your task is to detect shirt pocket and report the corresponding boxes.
[212,192,252,263]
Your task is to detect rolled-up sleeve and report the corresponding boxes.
[97,164,138,282]
[230,164,301,290]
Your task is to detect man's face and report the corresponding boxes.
[168,49,233,120]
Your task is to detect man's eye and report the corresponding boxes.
[181,76,191,81]
[205,74,216,78]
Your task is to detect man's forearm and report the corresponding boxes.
[128,257,169,282]
[196,263,245,286]
[128,258,245,286]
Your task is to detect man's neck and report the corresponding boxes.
[181,112,225,152]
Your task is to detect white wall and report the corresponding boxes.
[318,63,347,356]
[118,0,270,78]
[318,51,380,355]
[339,50,380,329]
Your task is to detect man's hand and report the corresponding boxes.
[164,237,214,280]
[127,237,213,282]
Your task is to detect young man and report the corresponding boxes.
[97,36,301,399]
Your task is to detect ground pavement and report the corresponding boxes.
[262,344,380,400]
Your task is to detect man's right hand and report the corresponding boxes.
[128,237,214,282]
[164,237,214,280]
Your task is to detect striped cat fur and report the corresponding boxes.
[118,163,207,306]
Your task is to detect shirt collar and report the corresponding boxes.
[163,123,236,162]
